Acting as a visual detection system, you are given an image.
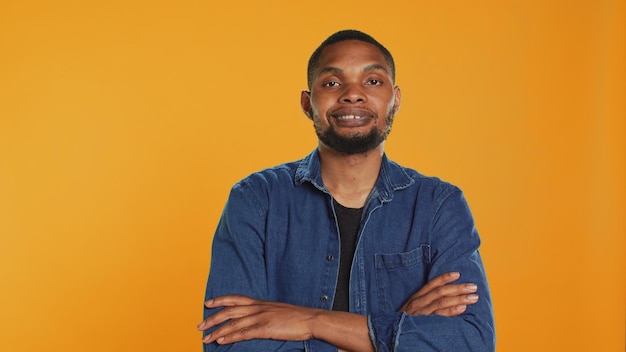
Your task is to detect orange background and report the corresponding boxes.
[1,1,624,351]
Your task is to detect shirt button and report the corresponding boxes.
[326,255,334,261]
[320,295,329,302]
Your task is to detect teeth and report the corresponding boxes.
[338,115,362,120]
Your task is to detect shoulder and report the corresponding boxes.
[386,157,462,201]
[220,159,303,218]
[389,162,477,235]
[234,160,300,190]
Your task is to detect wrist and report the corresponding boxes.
[308,308,329,340]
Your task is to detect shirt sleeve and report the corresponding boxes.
[367,189,496,351]
[202,180,337,352]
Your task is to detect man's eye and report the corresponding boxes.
[324,81,340,87]
[367,79,382,85]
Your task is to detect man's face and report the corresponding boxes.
[301,40,401,155]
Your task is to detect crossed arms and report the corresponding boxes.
[198,272,479,351]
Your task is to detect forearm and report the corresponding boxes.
[369,312,495,351]
[315,308,493,352]
[311,310,374,352]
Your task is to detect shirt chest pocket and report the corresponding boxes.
[374,245,429,312]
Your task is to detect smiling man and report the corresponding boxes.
[198,30,495,351]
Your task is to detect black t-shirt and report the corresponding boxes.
[331,199,363,312]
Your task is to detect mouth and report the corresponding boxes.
[328,109,376,127]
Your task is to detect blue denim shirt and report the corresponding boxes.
[203,149,495,351]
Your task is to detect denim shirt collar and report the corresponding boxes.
[294,149,415,203]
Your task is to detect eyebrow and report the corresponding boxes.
[318,64,390,76]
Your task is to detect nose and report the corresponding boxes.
[339,83,366,104]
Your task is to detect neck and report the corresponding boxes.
[318,143,384,208]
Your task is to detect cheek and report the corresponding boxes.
[387,99,397,114]
[311,93,335,108]
[310,100,331,119]
[380,94,397,113]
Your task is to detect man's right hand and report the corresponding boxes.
[400,272,479,316]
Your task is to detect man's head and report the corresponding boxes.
[301,30,401,155]
[307,30,396,90]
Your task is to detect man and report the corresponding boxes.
[197,30,495,351]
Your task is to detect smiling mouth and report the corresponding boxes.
[329,113,375,128]
[336,115,366,121]
[329,108,375,121]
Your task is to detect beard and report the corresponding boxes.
[314,109,395,155]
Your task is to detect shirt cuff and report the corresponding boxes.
[304,338,338,352]
[368,312,406,352]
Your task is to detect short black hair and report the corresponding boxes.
[307,29,395,89]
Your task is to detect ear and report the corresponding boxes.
[392,86,402,115]
[300,90,313,120]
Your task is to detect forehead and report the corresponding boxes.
[316,40,391,74]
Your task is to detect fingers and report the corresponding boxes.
[427,292,479,317]
[198,305,245,331]
[402,288,478,316]
[400,272,480,316]
[414,272,461,297]
[400,272,462,312]
[201,314,260,345]
[204,294,257,308]
[198,295,260,332]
